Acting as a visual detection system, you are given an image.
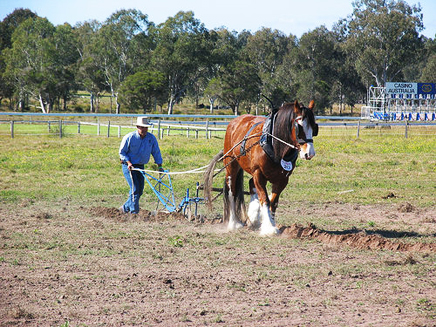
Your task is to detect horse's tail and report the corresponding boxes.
[204,149,224,210]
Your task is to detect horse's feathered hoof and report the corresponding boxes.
[259,226,280,236]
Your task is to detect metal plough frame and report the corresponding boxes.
[138,169,204,216]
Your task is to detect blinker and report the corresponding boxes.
[313,123,319,137]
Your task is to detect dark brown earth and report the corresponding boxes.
[1,202,435,326]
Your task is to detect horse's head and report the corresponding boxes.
[294,100,318,160]
[272,100,318,163]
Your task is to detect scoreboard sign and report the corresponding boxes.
[386,82,436,98]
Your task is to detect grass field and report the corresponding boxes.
[0,124,435,326]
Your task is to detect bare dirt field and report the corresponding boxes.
[1,200,435,327]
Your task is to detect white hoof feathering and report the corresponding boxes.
[227,187,243,231]
[259,203,279,236]
[247,194,261,227]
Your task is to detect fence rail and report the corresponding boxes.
[1,112,435,139]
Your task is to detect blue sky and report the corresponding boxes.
[1,0,435,38]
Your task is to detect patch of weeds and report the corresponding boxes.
[367,221,375,227]
[227,281,246,292]
[59,321,70,327]
[416,298,436,318]
[168,235,184,247]
[152,253,163,260]
[258,299,270,307]
[214,314,224,323]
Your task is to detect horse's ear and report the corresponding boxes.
[293,100,300,113]
[308,100,315,110]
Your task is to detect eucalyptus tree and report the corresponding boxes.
[0,9,37,108]
[74,20,107,112]
[337,0,424,87]
[4,16,58,112]
[291,26,339,112]
[420,38,436,82]
[245,28,290,108]
[118,70,166,112]
[151,11,211,115]
[214,59,261,115]
[52,23,80,110]
[202,28,241,112]
[93,9,152,113]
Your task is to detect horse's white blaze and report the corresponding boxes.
[300,119,316,160]
[248,191,261,227]
[259,203,279,236]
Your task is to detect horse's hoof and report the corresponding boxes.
[227,222,244,231]
[259,226,280,236]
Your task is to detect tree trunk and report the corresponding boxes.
[39,94,47,113]
[90,93,95,113]
[209,98,215,113]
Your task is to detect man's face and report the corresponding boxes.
[137,126,148,137]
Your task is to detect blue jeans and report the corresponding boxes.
[121,164,145,214]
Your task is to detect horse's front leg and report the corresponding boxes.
[269,181,287,222]
[247,178,261,228]
[252,173,279,236]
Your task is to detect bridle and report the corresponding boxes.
[295,114,318,145]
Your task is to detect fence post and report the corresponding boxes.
[10,121,14,138]
[357,120,360,138]
[107,120,111,137]
[187,127,190,138]
[405,120,408,138]
[78,122,81,134]
[158,119,161,140]
[118,125,121,138]
[97,118,100,136]
[59,120,63,138]
[167,126,170,136]
[206,120,209,139]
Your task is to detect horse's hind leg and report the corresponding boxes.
[224,166,244,231]
[247,178,261,228]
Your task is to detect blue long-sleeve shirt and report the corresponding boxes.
[119,131,163,165]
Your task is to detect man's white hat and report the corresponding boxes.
[136,116,153,128]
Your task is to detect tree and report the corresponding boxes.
[245,28,290,108]
[52,23,80,110]
[94,9,151,113]
[118,71,166,112]
[213,60,261,115]
[419,38,436,82]
[151,11,211,114]
[0,9,37,109]
[4,17,58,112]
[290,27,339,112]
[338,0,424,87]
[75,20,107,112]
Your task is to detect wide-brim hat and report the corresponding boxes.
[136,116,153,128]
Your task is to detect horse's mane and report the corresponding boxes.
[272,102,298,159]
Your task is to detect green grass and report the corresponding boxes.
[0,124,435,208]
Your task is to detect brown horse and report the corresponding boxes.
[204,100,318,235]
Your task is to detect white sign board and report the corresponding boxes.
[385,82,418,95]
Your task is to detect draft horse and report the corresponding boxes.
[204,100,318,236]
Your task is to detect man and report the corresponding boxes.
[119,116,163,214]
